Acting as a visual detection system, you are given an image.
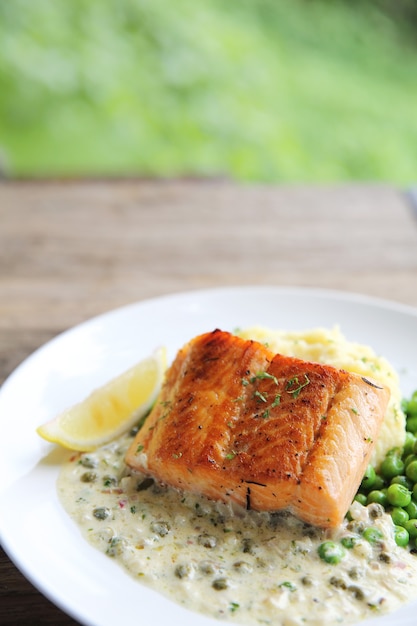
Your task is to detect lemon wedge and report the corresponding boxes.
[37,347,167,451]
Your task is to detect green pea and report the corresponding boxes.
[372,474,385,490]
[408,397,417,417]
[386,447,402,456]
[391,475,413,490]
[406,500,417,518]
[387,483,411,508]
[405,519,417,539]
[407,417,417,434]
[361,465,376,491]
[341,536,357,549]
[362,527,384,544]
[406,460,417,483]
[380,454,405,479]
[367,490,388,507]
[403,432,417,457]
[404,454,417,468]
[390,507,409,526]
[318,541,345,564]
[353,493,367,506]
[394,525,410,547]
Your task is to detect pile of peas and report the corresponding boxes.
[354,390,417,549]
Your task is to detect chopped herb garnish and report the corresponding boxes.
[103,476,117,487]
[286,374,310,398]
[229,602,240,612]
[279,581,297,591]
[136,444,144,454]
[271,393,281,407]
[351,407,359,415]
[253,390,268,403]
[250,371,279,385]
[225,452,237,460]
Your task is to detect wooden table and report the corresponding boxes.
[1,179,417,625]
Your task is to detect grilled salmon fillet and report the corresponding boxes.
[125,329,390,528]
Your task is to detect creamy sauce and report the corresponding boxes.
[58,431,417,626]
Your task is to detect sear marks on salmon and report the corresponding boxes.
[125,329,390,528]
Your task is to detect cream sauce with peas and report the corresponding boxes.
[58,431,417,626]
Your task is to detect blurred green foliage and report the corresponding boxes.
[0,0,416,182]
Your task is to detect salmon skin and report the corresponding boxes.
[125,329,390,528]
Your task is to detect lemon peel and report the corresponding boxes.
[36,347,166,451]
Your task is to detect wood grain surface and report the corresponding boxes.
[1,179,417,625]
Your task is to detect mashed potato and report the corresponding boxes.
[237,325,405,468]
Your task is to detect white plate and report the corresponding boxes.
[1,286,417,626]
